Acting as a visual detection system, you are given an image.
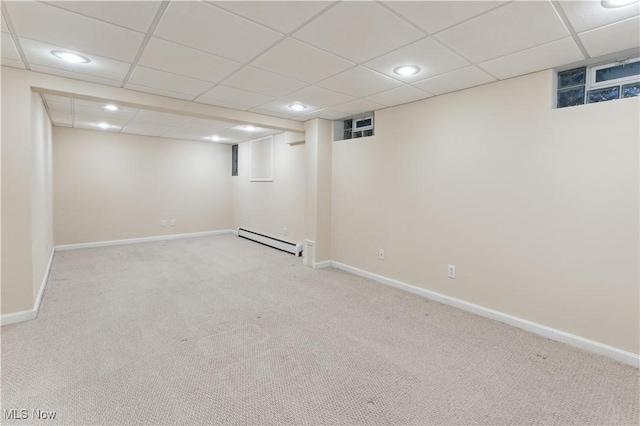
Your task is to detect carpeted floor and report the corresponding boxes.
[1,234,638,425]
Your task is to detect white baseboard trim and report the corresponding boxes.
[1,247,55,326]
[55,229,234,251]
[331,261,639,368]
[314,260,331,269]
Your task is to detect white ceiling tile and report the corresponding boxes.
[247,108,294,119]
[43,1,162,33]
[196,85,274,109]
[48,109,72,126]
[318,67,402,98]
[195,98,251,111]
[333,99,385,116]
[74,113,129,131]
[2,16,10,33]
[579,16,640,58]
[1,34,21,61]
[43,94,72,113]
[252,38,354,83]
[121,122,177,137]
[213,1,332,34]
[294,1,424,63]
[223,66,307,97]
[30,64,122,86]
[480,37,585,80]
[255,99,322,117]
[134,110,193,127]
[125,84,194,100]
[217,126,279,142]
[411,66,496,95]
[73,102,138,122]
[364,38,469,83]
[21,38,130,82]
[154,1,282,63]
[294,109,350,121]
[435,1,569,63]
[138,38,241,84]
[383,1,507,34]
[283,85,355,108]
[74,120,123,132]
[559,0,639,33]
[5,1,144,62]
[365,85,432,107]
[127,66,214,99]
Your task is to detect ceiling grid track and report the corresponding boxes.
[549,0,591,59]
[1,1,31,70]
[120,0,171,88]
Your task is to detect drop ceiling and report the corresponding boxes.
[2,0,639,126]
[41,93,281,144]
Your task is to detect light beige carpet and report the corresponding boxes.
[1,234,638,425]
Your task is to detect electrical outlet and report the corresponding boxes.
[170,219,175,226]
[379,249,385,260]
[160,220,166,227]
[448,265,456,279]
[283,227,288,236]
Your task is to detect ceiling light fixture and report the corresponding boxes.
[50,50,91,64]
[94,122,111,129]
[288,103,307,111]
[242,125,258,132]
[103,104,120,111]
[206,135,224,142]
[393,65,421,76]
[601,0,638,7]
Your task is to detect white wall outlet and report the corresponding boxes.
[379,249,385,260]
[160,220,166,227]
[283,227,288,236]
[170,219,175,226]
[448,265,456,279]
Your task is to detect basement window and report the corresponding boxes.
[231,144,238,176]
[557,58,640,108]
[333,112,375,141]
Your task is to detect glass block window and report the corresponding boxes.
[558,67,586,89]
[556,58,639,108]
[622,82,640,98]
[587,86,619,103]
[558,86,585,108]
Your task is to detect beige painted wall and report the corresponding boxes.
[1,65,302,316]
[53,127,231,245]
[2,68,36,314]
[31,92,54,299]
[230,132,306,242]
[332,70,640,354]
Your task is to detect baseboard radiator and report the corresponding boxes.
[237,228,303,256]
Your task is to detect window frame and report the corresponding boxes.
[588,57,640,89]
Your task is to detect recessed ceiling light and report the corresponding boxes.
[94,122,111,129]
[288,103,307,111]
[601,0,638,7]
[393,65,421,76]
[242,125,258,132]
[206,135,224,142]
[103,104,120,111]
[50,50,91,64]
